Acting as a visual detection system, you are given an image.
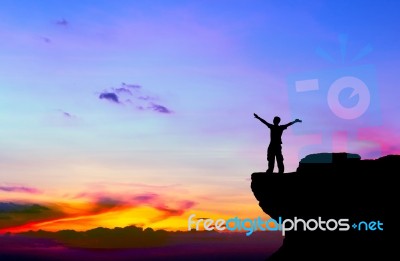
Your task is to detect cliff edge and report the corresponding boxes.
[251,152,395,260]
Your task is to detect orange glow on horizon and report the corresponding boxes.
[1,202,267,234]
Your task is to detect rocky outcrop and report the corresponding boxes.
[251,153,394,260]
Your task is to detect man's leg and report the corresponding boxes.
[276,146,284,174]
[266,145,275,173]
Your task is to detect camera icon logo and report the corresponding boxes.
[287,36,381,161]
[327,76,370,120]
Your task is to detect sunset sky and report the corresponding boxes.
[1,0,400,233]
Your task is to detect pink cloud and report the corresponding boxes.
[131,193,196,215]
[358,127,400,158]
[0,185,41,194]
[69,190,197,222]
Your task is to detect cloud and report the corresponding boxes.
[81,181,182,193]
[129,192,196,220]
[0,188,196,233]
[44,109,79,127]
[114,87,132,95]
[150,103,173,114]
[0,185,41,194]
[58,109,76,119]
[138,95,154,101]
[40,36,51,43]
[98,83,172,114]
[89,197,127,213]
[132,193,158,203]
[0,202,63,232]
[55,19,68,26]
[99,92,120,104]
[358,127,400,158]
[154,199,196,217]
[0,202,49,214]
[76,191,196,220]
[62,112,73,118]
[18,225,168,248]
[0,203,52,230]
[121,82,141,89]
[0,182,189,233]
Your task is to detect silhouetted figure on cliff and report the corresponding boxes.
[254,113,301,173]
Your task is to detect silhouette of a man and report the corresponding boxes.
[254,113,302,173]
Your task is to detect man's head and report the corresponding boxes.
[273,116,281,125]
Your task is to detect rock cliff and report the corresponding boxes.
[251,153,394,260]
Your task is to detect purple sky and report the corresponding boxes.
[0,0,399,231]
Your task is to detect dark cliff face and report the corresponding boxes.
[251,153,395,260]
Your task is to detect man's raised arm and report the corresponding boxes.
[254,113,272,127]
[282,119,302,128]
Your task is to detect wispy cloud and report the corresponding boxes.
[150,103,173,114]
[40,36,51,44]
[0,185,41,194]
[74,190,196,223]
[44,109,79,127]
[77,181,182,194]
[98,82,173,114]
[85,191,196,216]
[58,109,76,119]
[114,88,132,95]
[55,19,68,26]
[132,193,158,203]
[121,82,141,89]
[138,95,154,101]
[129,192,196,220]
[154,199,196,218]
